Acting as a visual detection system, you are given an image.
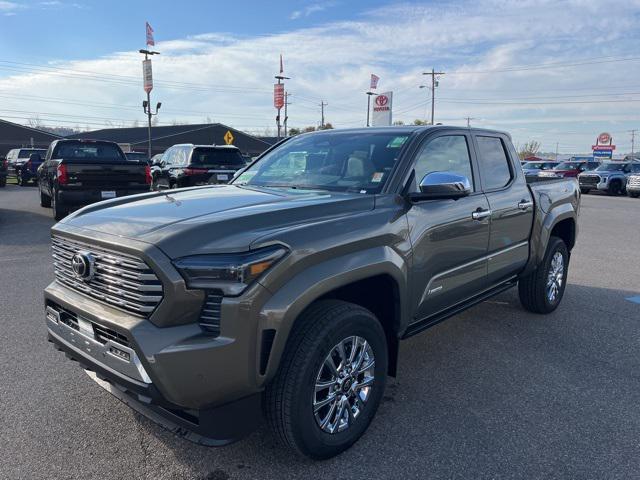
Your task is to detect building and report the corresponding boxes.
[0,119,62,156]
[66,123,273,157]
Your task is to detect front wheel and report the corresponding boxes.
[628,192,639,199]
[518,236,569,314]
[580,187,590,194]
[265,300,388,459]
[0,177,6,188]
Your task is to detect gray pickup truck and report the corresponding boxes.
[44,126,579,459]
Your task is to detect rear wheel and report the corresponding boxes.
[265,300,387,459]
[580,187,590,194]
[518,236,569,314]
[51,188,68,221]
[39,184,51,207]
[607,181,622,196]
[628,192,639,199]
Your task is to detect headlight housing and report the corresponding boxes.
[173,245,288,296]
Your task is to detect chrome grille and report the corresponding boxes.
[628,175,640,187]
[51,235,163,316]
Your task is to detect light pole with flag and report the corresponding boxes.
[274,54,289,140]
[366,74,379,127]
[140,22,161,158]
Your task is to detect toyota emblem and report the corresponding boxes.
[71,251,95,282]
[375,95,388,107]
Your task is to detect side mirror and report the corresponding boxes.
[409,171,472,201]
[29,153,41,162]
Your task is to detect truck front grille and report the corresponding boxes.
[580,175,600,186]
[199,291,222,335]
[628,175,640,187]
[51,235,163,317]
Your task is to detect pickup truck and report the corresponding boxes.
[43,126,579,459]
[16,152,45,186]
[37,139,152,220]
[578,161,640,195]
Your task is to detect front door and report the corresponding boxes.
[406,132,491,321]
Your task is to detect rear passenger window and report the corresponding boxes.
[476,136,512,190]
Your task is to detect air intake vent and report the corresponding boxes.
[199,291,223,336]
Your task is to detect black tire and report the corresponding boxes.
[51,188,68,221]
[580,187,590,194]
[39,184,51,207]
[607,181,622,196]
[628,192,639,199]
[518,236,569,314]
[0,177,6,188]
[265,300,388,460]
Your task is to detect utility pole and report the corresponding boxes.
[629,129,637,158]
[320,100,327,129]
[555,142,559,161]
[465,117,475,128]
[283,92,291,137]
[274,55,290,141]
[139,48,161,157]
[422,68,445,125]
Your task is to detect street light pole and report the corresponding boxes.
[139,49,160,157]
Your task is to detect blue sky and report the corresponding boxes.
[1,0,640,154]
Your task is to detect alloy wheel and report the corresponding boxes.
[546,251,564,303]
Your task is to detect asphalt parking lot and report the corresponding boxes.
[1,184,639,479]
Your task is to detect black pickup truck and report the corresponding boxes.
[44,126,579,459]
[37,139,152,220]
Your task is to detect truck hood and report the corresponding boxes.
[60,185,375,257]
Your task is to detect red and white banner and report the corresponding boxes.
[370,74,379,90]
[274,83,285,109]
[146,22,155,46]
[143,59,153,93]
[372,91,392,126]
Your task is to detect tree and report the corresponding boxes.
[413,119,428,125]
[319,122,334,130]
[27,116,44,129]
[288,127,301,136]
[302,126,316,133]
[393,120,405,125]
[518,140,541,159]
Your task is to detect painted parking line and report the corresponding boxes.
[625,296,640,305]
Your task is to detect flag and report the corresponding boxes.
[279,54,284,74]
[370,74,379,90]
[146,22,155,46]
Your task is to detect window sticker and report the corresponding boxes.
[387,136,408,148]
[371,172,384,183]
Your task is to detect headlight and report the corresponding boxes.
[600,176,608,181]
[173,245,288,295]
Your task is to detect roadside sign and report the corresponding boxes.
[372,91,393,126]
[143,59,153,93]
[591,145,616,151]
[224,130,234,145]
[598,132,612,145]
[593,150,613,159]
[592,132,614,158]
[274,84,284,109]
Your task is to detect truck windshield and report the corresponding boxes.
[596,163,626,171]
[233,131,410,193]
[191,148,245,167]
[55,143,124,160]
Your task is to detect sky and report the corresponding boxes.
[1,0,640,154]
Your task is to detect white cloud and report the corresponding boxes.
[290,1,335,20]
[1,0,639,153]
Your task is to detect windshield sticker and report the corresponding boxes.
[371,172,384,183]
[235,171,256,184]
[387,136,408,148]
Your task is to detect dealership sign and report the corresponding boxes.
[142,59,153,93]
[592,132,614,159]
[274,83,285,110]
[372,91,393,126]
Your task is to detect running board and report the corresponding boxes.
[402,279,518,339]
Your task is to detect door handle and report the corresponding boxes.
[518,200,534,210]
[472,208,491,220]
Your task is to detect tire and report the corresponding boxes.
[39,184,51,207]
[580,187,590,194]
[607,181,622,196]
[628,192,639,199]
[265,300,388,460]
[16,171,24,186]
[0,177,6,188]
[51,188,68,221]
[518,236,569,314]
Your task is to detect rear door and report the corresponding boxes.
[473,134,533,285]
[406,130,491,321]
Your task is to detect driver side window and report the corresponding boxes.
[411,135,474,193]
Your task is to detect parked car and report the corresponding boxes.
[0,155,7,187]
[16,153,45,186]
[151,144,246,190]
[578,161,640,195]
[37,139,152,220]
[521,160,559,180]
[626,172,640,198]
[44,126,579,459]
[537,160,600,179]
[125,151,150,163]
[6,148,47,175]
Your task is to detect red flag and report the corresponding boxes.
[370,74,380,90]
[279,54,284,74]
[146,22,155,46]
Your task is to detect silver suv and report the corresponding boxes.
[627,173,640,198]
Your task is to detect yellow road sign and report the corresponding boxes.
[224,130,234,145]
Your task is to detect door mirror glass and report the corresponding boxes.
[411,171,472,201]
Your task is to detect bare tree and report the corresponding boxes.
[27,116,44,129]
[518,140,541,159]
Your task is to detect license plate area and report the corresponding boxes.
[101,190,116,199]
